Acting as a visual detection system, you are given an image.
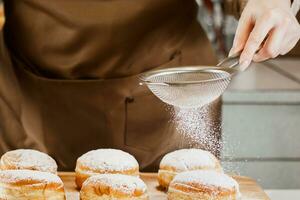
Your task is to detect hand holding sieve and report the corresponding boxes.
[139,52,248,108]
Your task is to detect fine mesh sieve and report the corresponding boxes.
[139,53,246,108]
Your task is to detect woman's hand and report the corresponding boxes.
[229,0,300,70]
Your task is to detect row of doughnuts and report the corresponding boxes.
[0,149,147,200]
[0,149,65,199]
[0,148,240,199]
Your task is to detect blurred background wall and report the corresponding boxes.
[195,0,300,190]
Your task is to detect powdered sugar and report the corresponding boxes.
[0,169,63,184]
[172,105,221,157]
[77,149,138,172]
[160,149,220,171]
[83,174,147,195]
[172,170,238,190]
[0,149,57,174]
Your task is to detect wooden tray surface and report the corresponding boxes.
[59,172,270,200]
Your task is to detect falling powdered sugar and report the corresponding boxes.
[169,102,242,176]
[220,131,243,174]
[171,104,222,156]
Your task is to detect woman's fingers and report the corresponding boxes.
[231,0,300,69]
[253,25,287,62]
[239,14,277,69]
[280,26,300,55]
[228,14,253,57]
[253,12,300,62]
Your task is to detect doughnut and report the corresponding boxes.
[0,149,57,174]
[75,149,139,188]
[80,174,148,200]
[168,170,241,200]
[0,169,65,200]
[158,148,222,188]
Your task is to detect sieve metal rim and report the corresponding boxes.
[139,66,235,85]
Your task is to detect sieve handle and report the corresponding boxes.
[216,51,242,71]
[217,44,266,72]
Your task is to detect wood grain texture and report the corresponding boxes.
[59,172,270,200]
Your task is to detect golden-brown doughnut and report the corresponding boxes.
[80,174,148,200]
[0,169,65,200]
[75,149,139,188]
[158,149,222,188]
[0,149,57,174]
[168,170,241,200]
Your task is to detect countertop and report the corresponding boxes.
[265,190,300,200]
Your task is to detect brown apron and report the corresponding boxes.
[0,0,220,171]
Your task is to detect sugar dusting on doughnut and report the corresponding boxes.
[173,170,238,190]
[77,149,139,171]
[83,174,147,195]
[0,170,63,184]
[160,149,219,171]
[0,149,57,173]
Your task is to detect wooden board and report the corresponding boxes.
[59,172,270,200]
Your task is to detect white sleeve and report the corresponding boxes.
[292,0,300,15]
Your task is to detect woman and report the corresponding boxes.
[0,0,299,170]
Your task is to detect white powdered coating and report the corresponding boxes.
[172,105,221,157]
[0,170,63,184]
[0,149,57,173]
[83,174,147,195]
[77,149,138,172]
[160,149,219,171]
[172,170,239,190]
[170,102,242,175]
